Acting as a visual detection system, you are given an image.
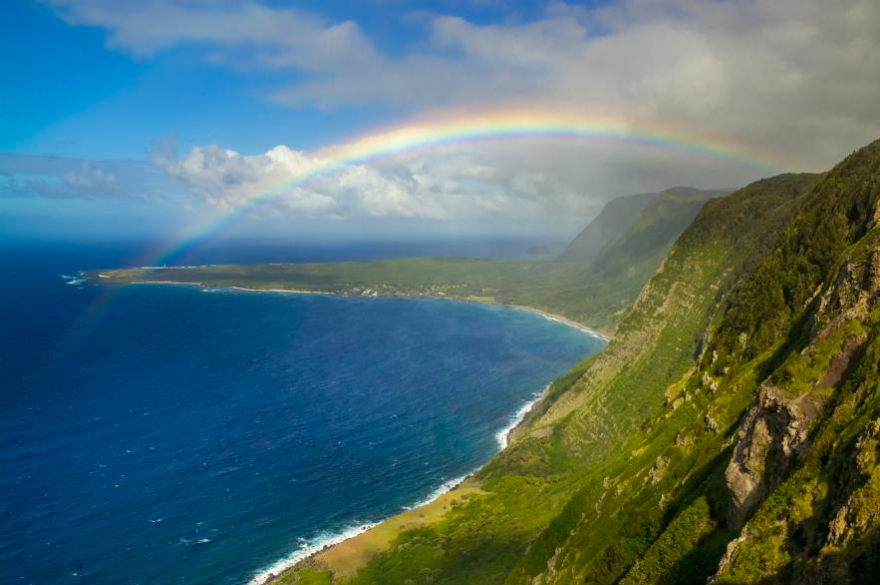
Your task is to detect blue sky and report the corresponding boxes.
[3,0,581,160]
[3,0,388,158]
[2,0,879,242]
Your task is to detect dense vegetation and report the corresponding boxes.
[96,188,721,332]
[500,142,879,585]
[272,138,880,584]
[254,168,824,584]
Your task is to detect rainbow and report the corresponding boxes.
[141,109,792,266]
[45,110,792,378]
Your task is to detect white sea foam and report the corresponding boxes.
[248,469,479,584]
[495,386,548,450]
[402,472,472,511]
[246,385,554,584]
[250,473,472,584]
[512,306,609,341]
[246,521,380,585]
[60,273,87,285]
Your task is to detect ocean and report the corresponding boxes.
[0,239,604,585]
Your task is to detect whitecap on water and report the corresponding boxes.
[246,521,380,585]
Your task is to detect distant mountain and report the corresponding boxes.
[558,192,655,263]
[533,187,727,326]
[559,187,725,267]
[592,187,728,277]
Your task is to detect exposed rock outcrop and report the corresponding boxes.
[811,249,880,340]
[825,418,880,548]
[724,385,828,528]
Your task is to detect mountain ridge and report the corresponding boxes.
[271,139,880,584]
[558,191,656,263]
[265,170,823,584]
[504,141,879,585]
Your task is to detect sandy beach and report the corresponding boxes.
[188,283,611,340]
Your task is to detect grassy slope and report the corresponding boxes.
[491,174,819,585]
[509,140,880,585]
[97,188,722,332]
[268,173,819,584]
[531,187,727,328]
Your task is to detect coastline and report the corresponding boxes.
[495,383,551,450]
[508,305,610,341]
[217,284,610,340]
[98,277,608,584]
[99,272,611,341]
[253,383,552,585]
[134,280,610,341]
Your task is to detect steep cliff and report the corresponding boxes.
[514,138,880,585]
[274,170,820,584]
[326,139,880,585]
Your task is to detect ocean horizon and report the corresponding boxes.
[0,240,604,585]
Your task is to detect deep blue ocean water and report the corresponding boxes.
[0,240,603,585]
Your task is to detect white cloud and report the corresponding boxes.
[0,154,170,201]
[36,0,880,232]
[42,0,376,69]
[45,0,880,171]
[152,138,672,232]
[152,133,770,235]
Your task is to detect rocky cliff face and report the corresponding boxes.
[823,418,880,550]
[723,246,880,531]
[709,142,880,584]
[725,385,829,528]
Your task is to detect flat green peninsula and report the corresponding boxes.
[93,257,613,336]
[95,187,732,335]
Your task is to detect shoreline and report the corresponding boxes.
[99,277,609,584]
[252,384,550,585]
[249,472,480,585]
[495,383,551,450]
[217,283,610,340]
[509,305,610,341]
[116,279,610,341]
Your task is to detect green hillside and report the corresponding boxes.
[591,187,728,277]
[532,187,726,325]
[296,138,880,585]
[271,168,825,584]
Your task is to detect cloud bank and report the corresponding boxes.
[31,0,880,232]
[0,154,167,201]
[43,0,880,168]
[153,142,595,228]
